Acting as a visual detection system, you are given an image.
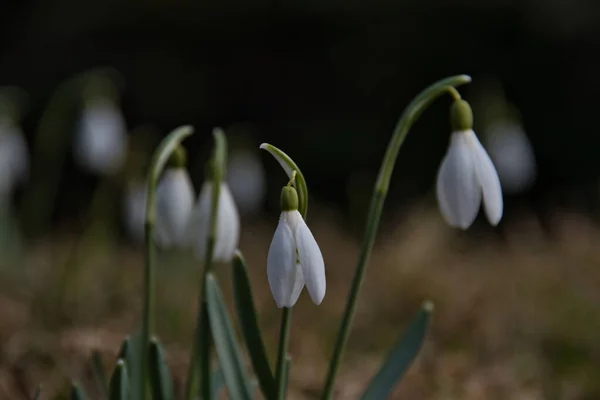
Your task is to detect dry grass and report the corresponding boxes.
[1,204,600,399]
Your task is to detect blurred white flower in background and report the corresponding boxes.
[74,97,128,175]
[226,150,266,215]
[123,180,147,243]
[154,168,195,248]
[484,121,537,194]
[189,180,240,262]
[0,117,29,204]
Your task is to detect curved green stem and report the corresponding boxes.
[185,128,228,400]
[142,125,194,400]
[320,75,471,399]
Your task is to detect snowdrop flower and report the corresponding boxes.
[0,117,28,200]
[190,167,240,262]
[154,147,194,248]
[227,150,266,214]
[74,97,128,175]
[123,180,147,243]
[436,100,503,229]
[484,120,536,194]
[267,180,325,308]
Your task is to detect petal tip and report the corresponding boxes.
[488,213,502,226]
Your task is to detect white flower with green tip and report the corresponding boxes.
[436,100,503,229]
[267,184,325,308]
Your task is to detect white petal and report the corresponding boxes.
[286,263,305,307]
[466,130,503,226]
[155,169,195,248]
[267,212,303,308]
[213,183,241,262]
[436,131,481,229]
[294,211,326,305]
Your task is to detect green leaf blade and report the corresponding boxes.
[149,339,174,400]
[205,273,253,400]
[231,251,275,398]
[360,301,433,400]
[109,359,129,400]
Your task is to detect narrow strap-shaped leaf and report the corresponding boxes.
[205,273,253,400]
[210,368,224,400]
[231,251,275,398]
[109,359,129,400]
[70,381,86,400]
[91,350,109,399]
[117,333,142,400]
[117,336,131,360]
[360,302,433,400]
[149,339,174,400]
[259,143,309,219]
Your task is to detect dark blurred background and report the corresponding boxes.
[4,0,600,219]
[2,0,600,399]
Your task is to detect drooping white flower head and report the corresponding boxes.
[154,149,195,248]
[227,150,266,215]
[267,184,325,308]
[485,120,536,194]
[190,179,240,263]
[123,180,148,243]
[436,100,503,229]
[74,97,128,175]
[0,117,29,200]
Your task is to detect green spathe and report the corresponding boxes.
[450,99,473,131]
[280,186,299,212]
